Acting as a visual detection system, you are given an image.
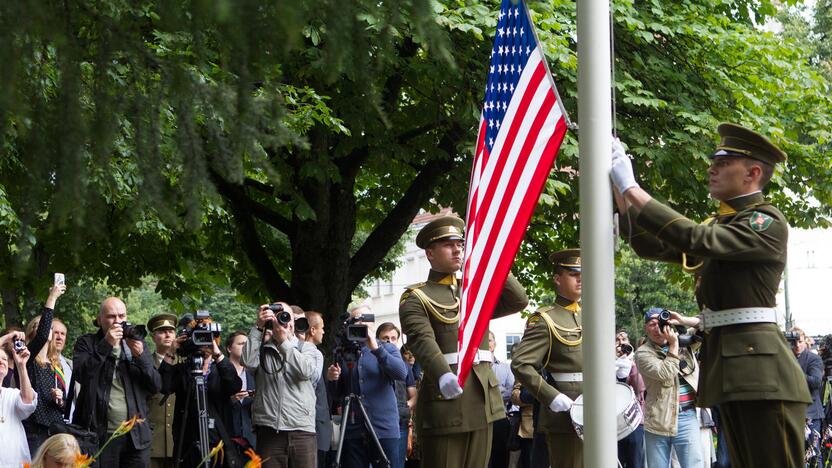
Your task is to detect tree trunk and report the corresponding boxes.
[1,287,21,328]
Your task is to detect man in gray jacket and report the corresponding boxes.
[243,301,321,468]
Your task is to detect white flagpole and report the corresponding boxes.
[577,0,617,467]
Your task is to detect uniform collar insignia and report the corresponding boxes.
[717,202,737,216]
[556,295,581,313]
[428,269,458,285]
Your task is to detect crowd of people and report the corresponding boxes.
[0,122,830,468]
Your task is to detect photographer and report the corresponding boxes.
[72,297,161,467]
[21,284,66,455]
[327,306,407,468]
[789,327,824,467]
[635,308,702,468]
[159,319,243,467]
[243,302,320,468]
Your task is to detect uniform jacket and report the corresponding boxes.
[635,339,699,436]
[242,329,319,433]
[622,192,810,406]
[510,296,582,434]
[149,353,176,459]
[72,329,162,448]
[399,270,528,435]
[797,350,824,419]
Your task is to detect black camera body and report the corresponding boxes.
[177,310,222,357]
[619,342,634,355]
[266,303,293,330]
[13,338,25,354]
[345,313,375,341]
[657,310,702,348]
[783,331,801,344]
[117,322,148,341]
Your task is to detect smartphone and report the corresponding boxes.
[54,273,65,285]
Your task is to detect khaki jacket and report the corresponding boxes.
[149,353,176,459]
[510,297,582,434]
[399,270,528,435]
[635,340,698,436]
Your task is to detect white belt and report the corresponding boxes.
[702,307,778,331]
[443,350,493,365]
[550,372,583,382]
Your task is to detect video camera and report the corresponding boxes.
[177,310,222,357]
[344,313,375,341]
[332,312,376,365]
[657,310,702,348]
[783,331,801,345]
[13,338,25,354]
[117,322,148,341]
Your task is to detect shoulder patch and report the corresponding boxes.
[748,211,774,232]
[525,315,541,330]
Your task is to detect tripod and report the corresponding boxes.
[334,393,390,468]
[173,356,211,466]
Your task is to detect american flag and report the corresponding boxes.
[457,0,567,387]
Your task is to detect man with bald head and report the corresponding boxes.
[72,297,162,467]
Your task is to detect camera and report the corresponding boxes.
[177,310,222,357]
[345,313,375,341]
[117,322,148,341]
[657,310,702,348]
[13,338,25,354]
[295,317,310,334]
[619,343,633,355]
[783,331,801,346]
[266,303,292,330]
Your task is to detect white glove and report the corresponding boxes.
[548,393,574,412]
[610,138,639,194]
[438,372,463,400]
[615,355,633,380]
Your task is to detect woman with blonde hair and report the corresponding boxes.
[22,284,67,456]
[29,433,80,468]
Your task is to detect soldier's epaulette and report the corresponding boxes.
[535,305,555,314]
[400,282,426,304]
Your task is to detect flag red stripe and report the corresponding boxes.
[460,82,553,330]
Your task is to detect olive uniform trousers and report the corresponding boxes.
[719,400,806,468]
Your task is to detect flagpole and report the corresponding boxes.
[577,0,617,468]
[521,1,577,131]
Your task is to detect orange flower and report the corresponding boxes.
[75,453,95,468]
[197,440,225,468]
[244,447,265,468]
[113,415,145,438]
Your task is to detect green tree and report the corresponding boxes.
[1,0,830,331]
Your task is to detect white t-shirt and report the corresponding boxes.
[0,387,38,467]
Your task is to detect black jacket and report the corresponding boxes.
[71,329,162,448]
[159,357,242,467]
[797,350,824,419]
[226,367,256,449]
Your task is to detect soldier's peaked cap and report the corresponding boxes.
[549,248,581,272]
[711,122,786,165]
[147,313,178,332]
[416,215,464,249]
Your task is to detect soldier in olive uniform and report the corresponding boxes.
[399,215,529,468]
[147,313,178,468]
[510,249,584,468]
[610,123,811,467]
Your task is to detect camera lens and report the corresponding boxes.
[276,310,292,325]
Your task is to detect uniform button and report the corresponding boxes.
[746,346,754,352]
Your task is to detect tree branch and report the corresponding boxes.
[347,124,465,291]
[208,168,293,301]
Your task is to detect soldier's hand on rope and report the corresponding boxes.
[438,372,463,400]
[548,393,574,412]
[610,137,639,194]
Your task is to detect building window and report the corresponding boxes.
[506,334,522,360]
